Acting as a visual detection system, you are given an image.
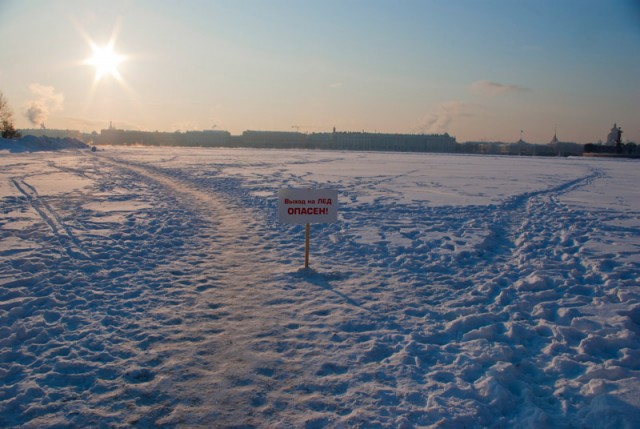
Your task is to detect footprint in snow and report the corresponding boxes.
[124,368,155,384]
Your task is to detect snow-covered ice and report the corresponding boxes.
[1,146,639,428]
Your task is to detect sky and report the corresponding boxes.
[1,0,639,143]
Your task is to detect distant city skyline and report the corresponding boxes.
[1,0,639,144]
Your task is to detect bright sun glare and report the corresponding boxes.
[85,42,125,81]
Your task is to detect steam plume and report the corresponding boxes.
[417,101,474,134]
[24,84,64,127]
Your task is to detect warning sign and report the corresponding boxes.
[278,188,338,224]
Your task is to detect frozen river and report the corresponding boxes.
[1,146,639,428]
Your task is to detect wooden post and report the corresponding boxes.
[304,222,310,268]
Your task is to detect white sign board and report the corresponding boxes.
[278,188,338,224]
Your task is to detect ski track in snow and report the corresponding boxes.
[10,177,91,261]
[1,148,639,428]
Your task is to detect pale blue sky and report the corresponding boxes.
[1,0,638,143]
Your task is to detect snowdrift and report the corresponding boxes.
[0,135,89,153]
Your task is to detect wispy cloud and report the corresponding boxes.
[23,83,64,127]
[469,80,530,96]
[416,101,476,134]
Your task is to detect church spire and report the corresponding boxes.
[549,126,559,145]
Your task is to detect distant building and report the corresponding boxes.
[328,131,456,153]
[606,123,622,146]
[241,130,306,148]
[240,130,457,153]
[584,123,637,157]
[20,128,83,139]
[547,130,582,156]
[97,128,231,146]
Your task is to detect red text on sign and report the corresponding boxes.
[288,207,329,215]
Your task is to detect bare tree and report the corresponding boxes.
[0,92,9,121]
[0,91,21,139]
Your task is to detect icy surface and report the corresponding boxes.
[1,147,639,428]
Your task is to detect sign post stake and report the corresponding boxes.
[304,223,310,268]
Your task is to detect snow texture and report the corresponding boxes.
[1,145,639,428]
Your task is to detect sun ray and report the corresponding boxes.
[85,41,126,82]
[75,20,145,126]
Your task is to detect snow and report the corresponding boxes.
[0,135,89,154]
[1,145,639,428]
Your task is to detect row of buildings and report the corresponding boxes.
[93,128,459,153]
[84,128,585,156]
[459,134,584,156]
[19,124,634,157]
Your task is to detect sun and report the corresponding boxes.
[85,42,125,81]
